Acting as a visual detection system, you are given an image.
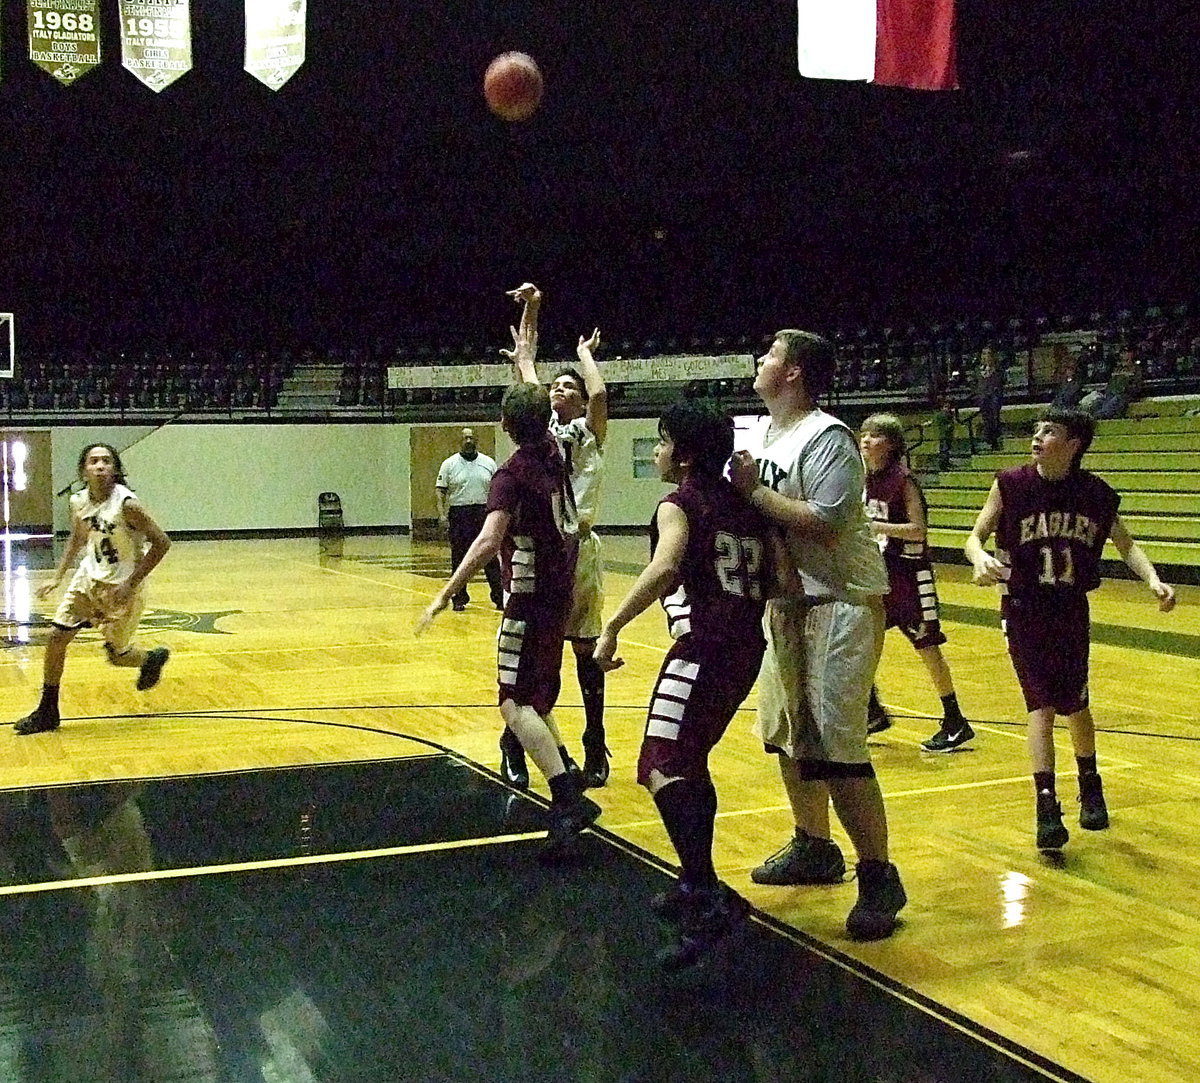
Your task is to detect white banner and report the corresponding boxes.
[387,354,754,391]
[245,0,306,91]
[120,0,192,92]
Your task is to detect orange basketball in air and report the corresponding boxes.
[483,52,544,122]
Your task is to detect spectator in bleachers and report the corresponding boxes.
[1081,346,1142,420]
[975,345,1005,450]
[1050,344,1085,411]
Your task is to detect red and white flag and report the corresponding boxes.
[797,0,959,91]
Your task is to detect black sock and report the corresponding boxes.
[37,684,60,715]
[549,771,579,804]
[1034,771,1056,797]
[940,693,965,726]
[575,650,606,745]
[654,778,719,891]
[557,744,576,769]
[1076,754,1098,776]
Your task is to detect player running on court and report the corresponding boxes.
[13,443,171,736]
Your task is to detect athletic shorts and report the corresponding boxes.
[754,594,885,769]
[884,560,947,650]
[53,576,146,653]
[496,609,566,717]
[1002,592,1090,715]
[564,529,604,641]
[637,639,763,786]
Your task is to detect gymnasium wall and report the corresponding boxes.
[43,416,679,534]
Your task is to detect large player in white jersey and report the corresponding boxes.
[503,283,611,789]
[13,443,172,736]
[728,330,907,941]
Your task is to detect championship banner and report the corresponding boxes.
[119,0,192,92]
[245,0,306,91]
[27,0,102,86]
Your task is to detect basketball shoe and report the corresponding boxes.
[751,832,846,885]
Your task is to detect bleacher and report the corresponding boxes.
[921,398,1200,577]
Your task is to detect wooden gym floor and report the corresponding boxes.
[0,532,1196,1082]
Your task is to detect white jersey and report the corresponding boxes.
[70,483,147,585]
[747,410,887,601]
[551,416,604,529]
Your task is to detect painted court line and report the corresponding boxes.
[0,831,551,898]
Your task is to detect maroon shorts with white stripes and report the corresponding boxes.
[496,605,566,717]
[636,638,763,785]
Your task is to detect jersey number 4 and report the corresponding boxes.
[714,532,764,599]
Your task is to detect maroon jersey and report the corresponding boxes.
[650,475,769,655]
[995,464,1119,597]
[864,461,929,563]
[487,433,578,616]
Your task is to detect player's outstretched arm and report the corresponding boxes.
[416,509,510,633]
[964,480,1007,585]
[593,501,688,672]
[1110,514,1177,612]
[575,328,608,447]
[501,282,541,385]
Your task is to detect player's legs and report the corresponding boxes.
[101,589,169,690]
[918,644,974,751]
[570,638,608,786]
[446,506,474,608]
[500,698,567,780]
[1066,706,1108,830]
[1027,706,1069,849]
[564,533,606,784]
[14,625,80,735]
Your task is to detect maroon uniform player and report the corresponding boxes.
[965,408,1175,850]
[418,383,599,859]
[595,400,785,971]
[860,414,972,751]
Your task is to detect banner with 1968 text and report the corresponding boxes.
[28,0,102,85]
[119,0,192,92]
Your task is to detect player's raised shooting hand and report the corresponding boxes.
[498,325,522,362]
[593,629,624,673]
[505,282,541,305]
[577,328,600,355]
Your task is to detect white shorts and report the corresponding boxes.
[54,575,146,653]
[565,530,604,640]
[754,595,884,765]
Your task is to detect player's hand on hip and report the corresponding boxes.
[35,580,59,600]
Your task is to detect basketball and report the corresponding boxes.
[483,52,544,122]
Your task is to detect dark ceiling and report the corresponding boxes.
[0,1,1196,354]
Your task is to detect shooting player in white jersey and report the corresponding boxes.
[503,283,611,790]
